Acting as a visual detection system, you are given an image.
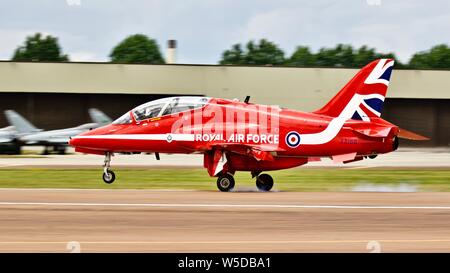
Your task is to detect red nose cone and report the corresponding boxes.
[68,137,76,147]
[69,125,119,155]
[69,136,85,147]
[70,124,116,149]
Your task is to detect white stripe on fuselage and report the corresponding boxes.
[299,93,384,145]
[73,134,195,141]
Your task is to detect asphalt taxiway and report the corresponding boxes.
[1,189,450,252]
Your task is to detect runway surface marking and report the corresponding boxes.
[1,239,450,244]
[0,188,196,192]
[1,201,450,210]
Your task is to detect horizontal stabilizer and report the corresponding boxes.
[398,128,429,141]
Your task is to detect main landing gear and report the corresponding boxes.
[255,173,274,192]
[216,172,274,192]
[216,173,235,192]
[102,152,115,184]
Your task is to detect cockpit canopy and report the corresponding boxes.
[113,96,210,124]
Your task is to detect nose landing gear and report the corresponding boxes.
[102,152,116,184]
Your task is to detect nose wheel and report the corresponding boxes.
[256,173,274,192]
[102,152,116,184]
[103,170,115,184]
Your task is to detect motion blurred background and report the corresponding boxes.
[0,0,449,253]
[0,0,449,151]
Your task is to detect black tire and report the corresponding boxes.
[256,173,274,192]
[216,174,235,192]
[102,170,116,184]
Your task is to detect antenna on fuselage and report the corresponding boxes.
[244,96,250,104]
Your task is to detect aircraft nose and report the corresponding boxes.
[68,136,82,147]
[69,133,94,147]
[69,124,114,148]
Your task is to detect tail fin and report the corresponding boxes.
[314,59,394,121]
[4,110,40,134]
[88,108,112,126]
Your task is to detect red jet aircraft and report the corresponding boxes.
[69,59,427,192]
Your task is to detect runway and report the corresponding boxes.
[1,147,449,168]
[1,189,450,252]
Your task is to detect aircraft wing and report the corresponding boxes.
[0,130,15,143]
[21,127,85,145]
[206,142,282,162]
[201,143,281,177]
[0,138,13,143]
[398,128,429,140]
[45,138,70,144]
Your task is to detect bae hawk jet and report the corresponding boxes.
[69,59,427,191]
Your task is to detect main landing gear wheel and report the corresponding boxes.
[102,170,116,184]
[256,174,274,192]
[217,174,235,192]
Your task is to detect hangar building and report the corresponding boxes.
[0,61,448,146]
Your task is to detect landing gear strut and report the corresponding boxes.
[102,152,115,184]
[216,173,235,192]
[256,173,274,192]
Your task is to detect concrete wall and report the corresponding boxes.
[0,61,449,111]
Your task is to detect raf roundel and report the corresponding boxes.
[285,131,301,148]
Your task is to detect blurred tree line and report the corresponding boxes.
[220,39,450,69]
[11,33,165,64]
[9,32,450,69]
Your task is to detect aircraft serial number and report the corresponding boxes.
[340,138,358,144]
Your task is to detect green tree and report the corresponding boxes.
[353,45,400,68]
[314,44,355,67]
[219,44,245,65]
[288,44,402,68]
[409,44,450,69]
[220,39,285,65]
[285,46,316,66]
[110,34,165,64]
[12,33,69,62]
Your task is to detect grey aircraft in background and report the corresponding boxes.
[3,108,112,154]
[0,126,19,143]
[0,126,21,154]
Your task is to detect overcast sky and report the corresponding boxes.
[0,0,448,64]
